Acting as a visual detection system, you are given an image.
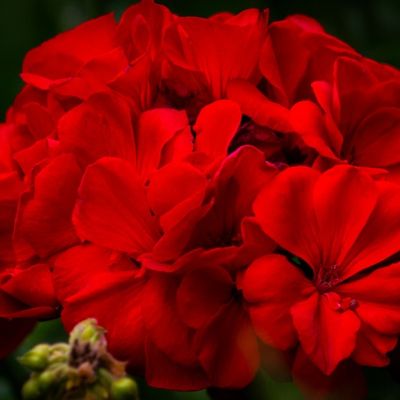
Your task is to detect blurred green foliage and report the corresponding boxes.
[0,1,399,398]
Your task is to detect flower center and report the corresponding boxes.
[231,286,243,302]
[316,264,341,293]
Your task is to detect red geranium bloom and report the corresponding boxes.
[2,0,400,397]
[139,145,276,389]
[21,98,240,381]
[54,144,275,389]
[242,165,400,375]
[225,14,359,165]
[160,7,268,118]
[228,14,357,114]
[5,1,176,178]
[290,57,400,176]
[15,90,189,258]
[258,15,357,107]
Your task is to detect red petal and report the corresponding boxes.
[242,254,313,350]
[343,181,400,277]
[145,338,208,390]
[141,273,199,366]
[58,93,136,166]
[291,293,360,375]
[118,0,174,60]
[136,108,189,178]
[196,303,259,388]
[194,100,241,158]
[290,100,342,160]
[177,265,232,329]
[227,80,291,132]
[339,262,400,336]
[152,203,210,262]
[1,264,56,308]
[188,146,276,251]
[62,268,145,369]
[14,139,56,176]
[0,172,21,265]
[17,154,81,258]
[352,107,400,167]
[22,14,118,85]
[312,166,377,269]
[253,166,320,269]
[147,161,207,224]
[0,288,55,319]
[259,20,310,105]
[74,157,160,254]
[239,217,277,262]
[352,324,397,367]
[334,57,377,99]
[80,47,128,83]
[164,10,267,98]
[53,244,116,302]
[23,102,55,140]
[0,124,14,172]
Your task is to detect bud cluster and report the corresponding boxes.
[19,319,139,400]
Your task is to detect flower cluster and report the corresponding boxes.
[1,0,400,398]
[19,319,138,400]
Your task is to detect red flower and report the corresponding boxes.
[5,0,176,180]
[160,8,268,118]
[242,165,400,375]
[290,57,400,175]
[259,15,356,107]
[228,14,357,116]
[1,0,400,396]
[53,145,275,389]
[140,146,276,389]
[226,15,359,166]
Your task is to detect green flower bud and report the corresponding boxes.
[98,368,113,388]
[70,319,105,345]
[22,378,43,400]
[89,383,109,399]
[49,343,69,361]
[81,324,101,343]
[19,320,137,400]
[111,377,138,400]
[19,345,50,371]
[38,369,58,391]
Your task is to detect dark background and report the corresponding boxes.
[0,1,399,399]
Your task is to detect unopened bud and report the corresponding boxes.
[90,383,109,399]
[98,368,113,387]
[19,345,50,371]
[22,378,43,400]
[70,319,105,345]
[38,369,58,391]
[111,377,139,400]
[19,319,137,400]
[82,324,102,342]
